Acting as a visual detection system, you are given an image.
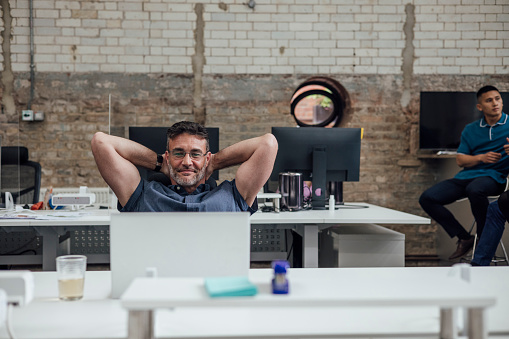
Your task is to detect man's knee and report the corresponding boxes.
[419,191,431,208]
[465,185,490,201]
[498,191,509,211]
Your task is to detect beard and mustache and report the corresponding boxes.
[169,164,207,187]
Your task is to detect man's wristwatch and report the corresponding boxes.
[154,154,163,172]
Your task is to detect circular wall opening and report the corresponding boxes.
[290,76,351,128]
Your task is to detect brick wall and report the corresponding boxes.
[1,0,509,260]
[3,1,508,75]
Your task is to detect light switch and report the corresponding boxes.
[34,111,44,121]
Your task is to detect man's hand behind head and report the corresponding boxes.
[205,153,216,180]
[161,152,171,178]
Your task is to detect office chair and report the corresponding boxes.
[1,146,42,204]
[458,179,509,265]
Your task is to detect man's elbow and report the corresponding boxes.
[91,132,108,156]
[262,133,278,156]
[456,154,464,167]
[456,154,470,167]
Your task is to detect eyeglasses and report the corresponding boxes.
[169,149,206,160]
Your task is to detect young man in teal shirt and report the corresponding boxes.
[420,85,508,260]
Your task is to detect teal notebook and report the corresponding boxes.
[204,276,258,297]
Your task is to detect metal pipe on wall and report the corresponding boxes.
[28,0,34,110]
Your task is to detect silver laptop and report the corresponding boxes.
[110,212,251,298]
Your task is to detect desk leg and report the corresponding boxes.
[128,310,153,339]
[440,308,457,339]
[300,224,319,268]
[467,308,487,339]
[34,227,58,271]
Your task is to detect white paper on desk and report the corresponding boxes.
[0,213,38,219]
[0,212,90,220]
[38,212,91,219]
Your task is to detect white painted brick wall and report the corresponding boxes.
[2,0,507,75]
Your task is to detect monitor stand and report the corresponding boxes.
[311,146,327,210]
[310,145,346,209]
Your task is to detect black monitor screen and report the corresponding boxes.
[271,127,361,209]
[129,126,219,180]
[419,91,509,151]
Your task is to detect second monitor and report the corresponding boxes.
[271,127,361,209]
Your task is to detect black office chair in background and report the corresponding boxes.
[1,146,42,205]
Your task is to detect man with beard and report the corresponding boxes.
[91,121,278,213]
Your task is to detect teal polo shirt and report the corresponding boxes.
[455,112,509,184]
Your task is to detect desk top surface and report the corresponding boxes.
[0,208,113,226]
[251,203,430,224]
[0,203,430,226]
[120,267,494,310]
[1,267,507,339]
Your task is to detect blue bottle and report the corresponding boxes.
[271,260,290,294]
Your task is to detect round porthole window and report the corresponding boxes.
[290,76,351,128]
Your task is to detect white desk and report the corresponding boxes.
[121,268,496,339]
[0,209,112,270]
[1,267,508,339]
[0,204,429,270]
[251,203,430,267]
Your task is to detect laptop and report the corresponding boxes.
[110,212,251,298]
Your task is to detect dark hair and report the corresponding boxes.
[477,85,500,101]
[166,121,209,151]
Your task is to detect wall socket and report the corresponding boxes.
[21,110,44,122]
[22,110,34,121]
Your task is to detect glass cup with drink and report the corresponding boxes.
[56,255,87,301]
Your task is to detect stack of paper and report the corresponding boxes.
[204,276,258,297]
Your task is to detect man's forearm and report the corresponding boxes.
[209,134,269,172]
[456,151,502,168]
[456,153,481,168]
[207,133,277,206]
[92,132,161,207]
[92,132,158,171]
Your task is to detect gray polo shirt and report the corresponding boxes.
[119,178,257,214]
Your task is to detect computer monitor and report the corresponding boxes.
[419,91,509,151]
[129,126,219,180]
[271,127,361,209]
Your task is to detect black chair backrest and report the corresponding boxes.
[1,146,41,204]
[2,146,29,164]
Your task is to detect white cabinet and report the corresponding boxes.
[319,224,405,267]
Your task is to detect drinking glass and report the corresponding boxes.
[56,255,87,301]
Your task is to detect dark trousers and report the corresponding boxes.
[499,190,509,221]
[471,192,509,265]
[419,177,506,238]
